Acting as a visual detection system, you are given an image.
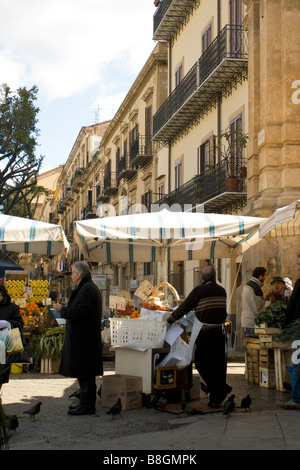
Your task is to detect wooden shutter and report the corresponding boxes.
[175,63,183,88]
[202,24,212,53]
[145,106,152,154]
[209,136,216,166]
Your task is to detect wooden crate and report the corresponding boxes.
[245,337,260,350]
[259,367,276,388]
[259,348,274,368]
[40,356,60,374]
[245,348,259,384]
[255,324,281,335]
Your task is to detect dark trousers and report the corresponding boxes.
[194,328,229,406]
[78,377,96,408]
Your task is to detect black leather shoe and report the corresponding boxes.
[68,405,95,416]
[68,403,80,410]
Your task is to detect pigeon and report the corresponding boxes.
[223,394,235,417]
[106,398,122,418]
[6,415,19,432]
[23,401,42,421]
[181,403,203,416]
[154,396,168,410]
[240,394,252,411]
[200,382,210,395]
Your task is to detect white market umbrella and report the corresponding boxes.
[74,210,266,274]
[0,214,69,256]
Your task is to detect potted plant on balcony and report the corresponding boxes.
[215,128,249,192]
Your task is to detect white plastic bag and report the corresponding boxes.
[0,325,11,350]
[170,318,203,369]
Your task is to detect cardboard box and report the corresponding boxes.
[101,374,143,410]
[259,367,276,389]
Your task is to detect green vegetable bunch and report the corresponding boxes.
[32,326,65,364]
[254,301,287,329]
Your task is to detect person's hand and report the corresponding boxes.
[0,320,10,329]
[53,303,62,313]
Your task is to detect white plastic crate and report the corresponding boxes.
[109,318,166,349]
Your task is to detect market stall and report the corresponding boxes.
[74,209,267,409]
[0,214,69,370]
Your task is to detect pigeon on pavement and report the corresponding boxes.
[23,401,42,421]
[240,394,252,411]
[6,415,19,432]
[106,398,122,418]
[223,394,235,417]
[181,403,203,416]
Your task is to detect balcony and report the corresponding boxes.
[71,168,85,193]
[65,189,75,205]
[153,0,200,42]
[153,25,248,142]
[57,200,66,214]
[117,153,137,182]
[155,158,247,214]
[130,135,153,168]
[81,202,97,220]
[103,173,118,196]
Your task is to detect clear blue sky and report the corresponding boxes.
[0,0,157,173]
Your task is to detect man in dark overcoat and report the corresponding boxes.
[54,261,103,415]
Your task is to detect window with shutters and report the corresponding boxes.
[197,136,215,174]
[116,147,120,173]
[145,106,152,154]
[105,160,111,175]
[229,0,242,57]
[229,113,243,177]
[141,190,152,213]
[158,182,164,199]
[202,23,212,54]
[130,123,139,146]
[123,139,127,156]
[175,160,182,189]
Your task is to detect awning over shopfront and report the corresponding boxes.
[74,209,267,264]
[0,214,69,256]
[259,199,300,239]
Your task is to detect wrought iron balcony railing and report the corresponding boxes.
[81,202,97,220]
[153,0,200,41]
[103,173,118,196]
[153,25,248,142]
[155,158,247,213]
[71,168,85,193]
[130,135,153,167]
[117,153,137,181]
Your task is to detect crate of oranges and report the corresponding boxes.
[20,301,43,327]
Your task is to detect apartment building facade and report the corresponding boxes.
[152,0,248,318]
[95,42,168,308]
[153,0,300,347]
[56,122,110,263]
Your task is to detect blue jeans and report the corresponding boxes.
[292,362,300,404]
